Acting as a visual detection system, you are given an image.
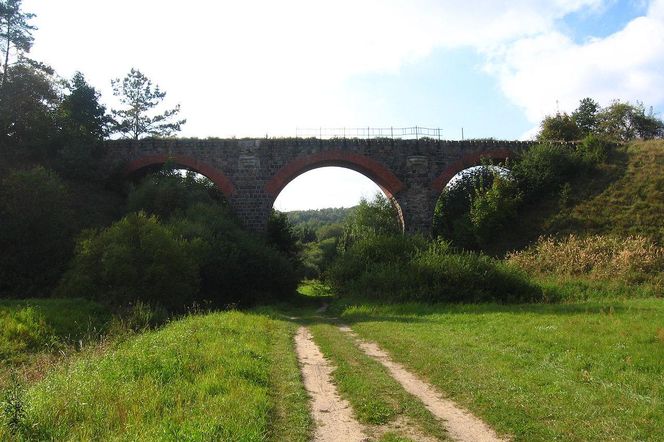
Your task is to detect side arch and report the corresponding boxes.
[430,148,514,193]
[125,154,236,196]
[265,150,404,199]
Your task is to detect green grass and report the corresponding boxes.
[307,321,448,440]
[1,310,311,441]
[337,298,664,441]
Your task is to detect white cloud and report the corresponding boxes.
[487,0,664,127]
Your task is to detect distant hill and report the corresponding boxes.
[284,207,356,231]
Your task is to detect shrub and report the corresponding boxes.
[328,236,540,303]
[512,143,579,199]
[171,204,298,306]
[57,212,200,311]
[0,307,53,360]
[575,134,614,165]
[0,167,75,295]
[508,234,664,288]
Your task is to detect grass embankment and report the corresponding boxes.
[307,321,449,441]
[1,310,311,441]
[337,299,664,441]
[488,139,664,254]
[556,140,664,242]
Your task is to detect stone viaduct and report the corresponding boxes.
[104,137,535,234]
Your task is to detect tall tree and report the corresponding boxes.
[0,60,58,159]
[59,72,110,141]
[0,0,36,96]
[55,72,111,178]
[110,68,186,140]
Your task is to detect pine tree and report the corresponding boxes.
[111,68,186,140]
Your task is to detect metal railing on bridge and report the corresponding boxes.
[294,126,442,140]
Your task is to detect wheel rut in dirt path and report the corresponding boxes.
[338,325,509,442]
[294,326,368,442]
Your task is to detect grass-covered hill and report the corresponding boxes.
[489,139,664,254]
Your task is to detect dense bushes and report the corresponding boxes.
[57,213,200,311]
[57,202,299,310]
[0,167,75,295]
[328,235,540,303]
[173,204,298,305]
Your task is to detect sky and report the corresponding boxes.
[22,0,664,211]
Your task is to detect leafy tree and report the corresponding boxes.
[572,97,600,135]
[126,165,224,219]
[537,112,582,142]
[338,193,402,252]
[110,68,186,139]
[0,0,35,96]
[596,100,664,141]
[469,174,521,245]
[266,210,302,267]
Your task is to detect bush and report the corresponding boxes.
[0,167,75,295]
[57,213,200,311]
[171,204,298,306]
[512,143,579,199]
[328,236,540,303]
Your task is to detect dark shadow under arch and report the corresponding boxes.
[430,148,515,193]
[125,154,236,196]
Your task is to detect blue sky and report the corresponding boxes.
[23,0,664,211]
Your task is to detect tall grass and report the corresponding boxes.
[508,234,664,290]
[0,299,110,366]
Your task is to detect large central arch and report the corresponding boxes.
[265,150,406,229]
[265,150,404,199]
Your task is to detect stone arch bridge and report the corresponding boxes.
[105,137,535,234]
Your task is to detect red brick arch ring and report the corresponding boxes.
[430,148,515,194]
[265,150,405,200]
[124,154,236,196]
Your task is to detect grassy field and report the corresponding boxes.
[336,298,664,441]
[1,310,311,441]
